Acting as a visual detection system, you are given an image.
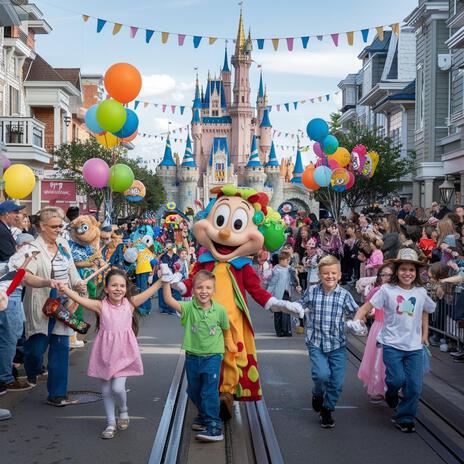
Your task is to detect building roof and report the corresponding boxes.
[181,132,196,167]
[258,71,264,99]
[159,135,176,167]
[291,148,304,183]
[192,108,201,124]
[358,31,392,60]
[208,137,231,167]
[246,135,262,167]
[203,78,227,109]
[266,141,279,167]
[388,80,416,101]
[260,108,272,127]
[235,9,246,55]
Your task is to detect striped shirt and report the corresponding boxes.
[299,283,358,352]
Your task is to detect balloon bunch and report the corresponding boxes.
[302,118,379,192]
[84,63,142,148]
[82,158,136,193]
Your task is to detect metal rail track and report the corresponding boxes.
[147,352,284,463]
[347,341,464,464]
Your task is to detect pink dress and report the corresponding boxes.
[357,287,386,397]
[87,298,143,380]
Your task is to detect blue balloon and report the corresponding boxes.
[322,134,339,155]
[113,108,139,138]
[306,118,329,142]
[84,104,104,134]
[313,166,332,187]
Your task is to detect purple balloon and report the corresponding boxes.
[313,142,324,158]
[0,155,11,170]
[83,158,110,188]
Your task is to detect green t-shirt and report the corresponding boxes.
[179,297,229,356]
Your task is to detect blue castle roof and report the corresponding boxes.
[291,148,304,183]
[159,135,176,167]
[266,141,279,167]
[260,108,272,127]
[203,79,227,109]
[222,48,230,73]
[258,71,264,98]
[192,108,201,124]
[246,135,262,167]
[181,132,196,167]
[208,137,231,167]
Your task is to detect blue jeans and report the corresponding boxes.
[185,354,222,432]
[307,344,347,410]
[383,345,423,424]
[135,273,151,314]
[23,319,70,398]
[0,291,24,384]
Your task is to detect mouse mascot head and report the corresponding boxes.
[193,185,286,262]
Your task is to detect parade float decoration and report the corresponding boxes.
[167,185,302,420]
[123,180,146,202]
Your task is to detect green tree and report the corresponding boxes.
[315,119,413,219]
[53,138,165,218]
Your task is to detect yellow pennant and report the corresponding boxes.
[112,23,122,35]
[390,23,400,36]
[346,31,354,46]
[318,96,322,102]
[82,14,90,22]
[143,102,149,108]
[208,37,217,45]
[272,38,279,51]
[376,26,384,41]
[161,32,169,43]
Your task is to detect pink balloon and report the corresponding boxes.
[0,154,11,170]
[328,158,340,170]
[345,171,355,190]
[352,144,367,156]
[313,142,324,158]
[315,158,323,168]
[83,158,110,188]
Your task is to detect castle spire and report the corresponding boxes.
[193,73,201,109]
[258,71,264,99]
[222,47,230,72]
[291,147,304,183]
[235,9,246,55]
[260,107,272,127]
[266,141,279,167]
[181,131,196,167]
[246,135,262,167]
[159,134,176,167]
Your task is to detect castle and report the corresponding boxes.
[156,11,318,215]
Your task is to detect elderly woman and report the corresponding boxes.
[22,206,86,407]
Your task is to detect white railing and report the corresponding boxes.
[0,117,45,148]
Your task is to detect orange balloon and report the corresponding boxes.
[121,130,138,142]
[104,63,142,104]
[302,166,320,190]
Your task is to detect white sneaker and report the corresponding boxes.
[70,339,85,348]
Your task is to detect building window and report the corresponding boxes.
[241,96,244,103]
[9,86,19,115]
[389,111,402,146]
[416,65,424,130]
[215,162,225,182]
[212,110,218,116]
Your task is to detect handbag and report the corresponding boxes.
[42,289,90,335]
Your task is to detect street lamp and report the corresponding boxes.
[63,115,71,127]
[438,177,455,205]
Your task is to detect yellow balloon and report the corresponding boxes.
[95,132,119,148]
[331,147,350,168]
[4,164,36,199]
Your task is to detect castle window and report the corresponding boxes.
[212,110,218,116]
[241,96,244,103]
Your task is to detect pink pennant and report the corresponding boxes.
[286,37,294,51]
[130,26,139,39]
[331,33,339,46]
[277,104,281,112]
[162,104,167,112]
[178,34,186,46]
[171,105,176,113]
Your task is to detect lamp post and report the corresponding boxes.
[438,177,455,205]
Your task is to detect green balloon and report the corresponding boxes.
[108,164,134,192]
[259,222,286,252]
[96,99,127,133]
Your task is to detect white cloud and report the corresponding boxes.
[140,74,195,104]
[256,50,361,78]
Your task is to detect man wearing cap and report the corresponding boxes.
[0,200,33,394]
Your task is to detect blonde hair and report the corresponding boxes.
[192,270,215,288]
[38,206,65,224]
[318,254,341,271]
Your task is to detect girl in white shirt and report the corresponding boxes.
[354,248,435,434]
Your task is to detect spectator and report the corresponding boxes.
[397,202,412,220]
[431,201,451,220]
[455,205,464,224]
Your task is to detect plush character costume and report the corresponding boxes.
[174,185,302,419]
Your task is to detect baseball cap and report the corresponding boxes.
[0,200,25,215]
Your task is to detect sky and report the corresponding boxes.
[33,0,419,166]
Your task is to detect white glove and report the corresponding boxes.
[0,291,8,311]
[172,281,187,295]
[346,320,368,336]
[284,301,304,319]
[159,264,174,283]
[265,297,304,319]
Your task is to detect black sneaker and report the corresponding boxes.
[195,428,224,442]
[0,384,6,396]
[391,418,415,433]
[385,390,399,409]
[312,395,324,413]
[320,407,335,428]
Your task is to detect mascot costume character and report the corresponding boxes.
[165,185,303,419]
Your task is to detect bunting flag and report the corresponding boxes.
[82,13,402,51]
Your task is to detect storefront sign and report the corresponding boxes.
[41,180,76,203]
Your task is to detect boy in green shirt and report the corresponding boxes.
[162,268,236,442]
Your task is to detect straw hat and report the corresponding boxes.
[390,247,425,266]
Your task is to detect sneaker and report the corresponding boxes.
[391,418,416,433]
[191,416,207,432]
[195,429,224,442]
[320,407,335,429]
[450,351,464,359]
[70,339,85,349]
[312,395,324,413]
[46,396,78,407]
[295,326,305,334]
[0,384,7,396]
[0,408,12,420]
[385,390,399,409]
[6,379,35,391]
[369,395,384,404]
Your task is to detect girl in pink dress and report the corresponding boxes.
[357,263,393,402]
[59,269,162,439]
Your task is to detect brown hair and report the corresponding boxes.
[192,270,215,288]
[278,250,292,262]
[374,263,394,287]
[428,262,449,281]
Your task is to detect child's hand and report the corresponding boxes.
[296,285,302,294]
[435,286,444,300]
[0,291,8,311]
[225,340,238,353]
[448,261,459,271]
[422,334,429,346]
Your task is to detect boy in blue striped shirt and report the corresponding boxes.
[298,255,358,429]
